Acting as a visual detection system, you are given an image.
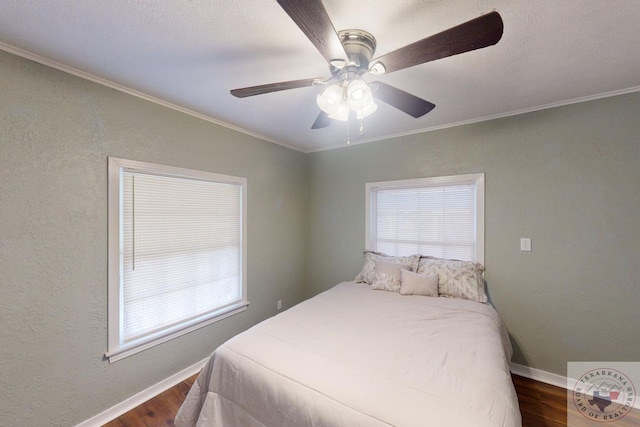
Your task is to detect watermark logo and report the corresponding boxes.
[572,368,636,423]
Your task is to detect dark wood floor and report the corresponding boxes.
[105,374,640,426]
[103,374,197,427]
[512,374,567,426]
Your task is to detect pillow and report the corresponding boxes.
[354,251,420,285]
[399,270,439,297]
[371,261,412,292]
[417,256,487,302]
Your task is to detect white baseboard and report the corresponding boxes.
[510,362,576,390]
[75,357,208,427]
[511,363,640,411]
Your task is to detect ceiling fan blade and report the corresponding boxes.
[311,111,331,129]
[371,11,503,74]
[277,0,347,63]
[371,81,435,118]
[230,78,321,98]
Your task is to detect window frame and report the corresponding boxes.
[106,157,248,363]
[365,173,485,264]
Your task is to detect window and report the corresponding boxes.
[366,173,484,263]
[107,157,247,362]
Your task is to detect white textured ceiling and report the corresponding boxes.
[1,1,639,152]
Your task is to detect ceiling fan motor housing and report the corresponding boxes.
[337,29,377,70]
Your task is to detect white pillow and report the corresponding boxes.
[354,251,420,285]
[399,270,439,297]
[417,257,486,302]
[371,261,412,292]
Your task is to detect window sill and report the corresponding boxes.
[105,301,249,363]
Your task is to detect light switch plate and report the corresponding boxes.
[520,238,532,252]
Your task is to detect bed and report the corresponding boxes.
[175,279,521,426]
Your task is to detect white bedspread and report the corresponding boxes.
[175,282,521,427]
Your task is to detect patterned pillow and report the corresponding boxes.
[371,261,412,292]
[354,251,421,285]
[417,257,487,302]
[399,270,439,297]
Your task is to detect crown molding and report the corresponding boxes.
[3,42,639,155]
[0,42,303,152]
[307,85,640,153]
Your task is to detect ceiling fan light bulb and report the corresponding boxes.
[347,79,367,96]
[328,102,349,121]
[316,84,345,114]
[347,79,374,109]
[316,94,334,114]
[351,88,365,100]
[355,102,378,120]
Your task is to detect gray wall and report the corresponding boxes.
[0,50,308,426]
[306,92,640,376]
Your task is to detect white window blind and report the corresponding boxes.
[366,174,484,263]
[107,158,247,362]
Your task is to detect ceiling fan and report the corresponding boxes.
[231,0,503,130]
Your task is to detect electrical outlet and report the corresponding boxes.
[277,300,282,310]
[520,238,532,252]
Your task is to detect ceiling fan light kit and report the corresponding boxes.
[317,78,378,121]
[231,0,503,133]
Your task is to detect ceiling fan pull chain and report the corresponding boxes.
[359,119,365,136]
[347,116,351,146]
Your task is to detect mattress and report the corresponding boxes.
[175,281,521,426]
